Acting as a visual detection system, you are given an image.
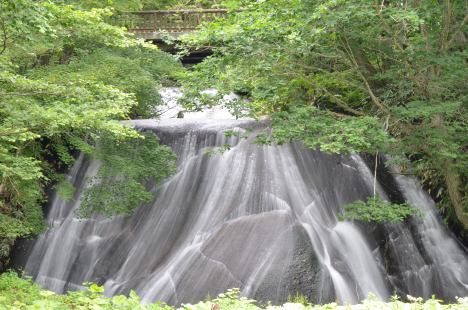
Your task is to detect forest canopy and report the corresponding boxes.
[175,0,468,229]
[0,0,181,268]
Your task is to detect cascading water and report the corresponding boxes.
[383,159,468,300]
[22,89,468,306]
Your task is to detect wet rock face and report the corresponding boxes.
[287,225,335,305]
[253,223,334,306]
[359,153,468,304]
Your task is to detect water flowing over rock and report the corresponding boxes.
[23,103,468,305]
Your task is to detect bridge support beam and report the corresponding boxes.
[131,31,190,40]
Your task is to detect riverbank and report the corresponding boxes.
[1,271,468,310]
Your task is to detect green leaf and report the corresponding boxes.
[338,196,425,223]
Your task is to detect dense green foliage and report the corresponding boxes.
[0,0,181,268]
[338,196,424,224]
[0,270,163,309]
[77,131,177,219]
[60,0,162,11]
[176,0,468,228]
[28,47,181,119]
[1,271,468,309]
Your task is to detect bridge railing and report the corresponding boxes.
[122,9,229,33]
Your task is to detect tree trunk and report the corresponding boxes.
[444,160,468,228]
[431,114,468,227]
[354,53,385,89]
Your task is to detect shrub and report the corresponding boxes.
[1,271,468,309]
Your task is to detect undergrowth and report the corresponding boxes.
[1,270,468,309]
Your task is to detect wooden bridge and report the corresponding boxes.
[123,9,229,40]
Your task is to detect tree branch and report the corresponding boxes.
[446,11,468,50]
[0,127,43,136]
[279,60,368,92]
[272,47,342,59]
[440,0,452,51]
[248,69,367,117]
[0,91,61,96]
[387,171,417,175]
[372,0,433,97]
[337,37,391,115]
[0,16,12,56]
[294,74,367,117]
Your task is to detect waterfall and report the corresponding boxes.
[384,162,468,300]
[23,93,468,306]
